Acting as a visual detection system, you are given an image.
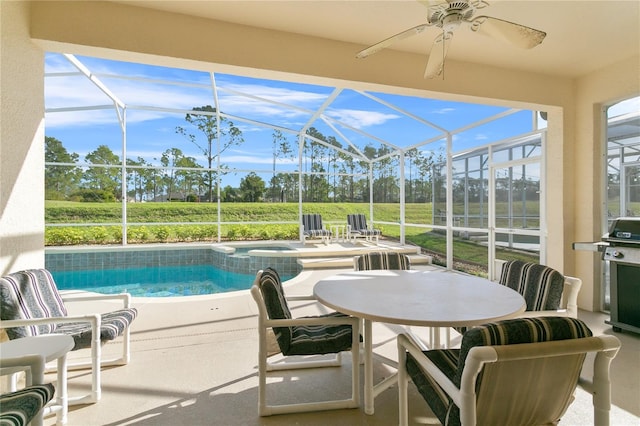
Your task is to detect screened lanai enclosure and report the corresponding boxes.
[44,52,639,277]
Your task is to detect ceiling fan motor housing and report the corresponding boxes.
[430,0,476,30]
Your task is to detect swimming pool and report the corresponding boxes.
[51,264,294,297]
[45,243,302,297]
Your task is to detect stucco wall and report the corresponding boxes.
[0,1,45,274]
[573,55,640,310]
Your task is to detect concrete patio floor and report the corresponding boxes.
[45,264,640,426]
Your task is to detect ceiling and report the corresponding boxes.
[114,0,640,79]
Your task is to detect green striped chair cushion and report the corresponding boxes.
[499,260,564,311]
[302,214,331,238]
[354,251,411,271]
[347,214,381,236]
[406,317,593,426]
[257,267,294,353]
[257,267,356,356]
[287,312,356,356]
[0,384,55,426]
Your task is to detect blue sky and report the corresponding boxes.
[44,52,638,186]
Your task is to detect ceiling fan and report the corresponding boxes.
[355,0,546,79]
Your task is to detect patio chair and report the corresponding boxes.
[0,269,138,404]
[398,316,621,426]
[354,251,411,271]
[250,267,360,416]
[450,260,581,346]
[301,213,332,244]
[495,259,581,318]
[346,214,381,244]
[0,384,55,426]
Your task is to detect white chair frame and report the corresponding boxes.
[398,332,621,426]
[0,354,48,426]
[0,292,133,404]
[346,214,380,244]
[250,282,361,416]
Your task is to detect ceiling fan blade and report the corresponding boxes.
[416,0,448,12]
[424,31,453,79]
[356,24,429,58]
[471,16,546,49]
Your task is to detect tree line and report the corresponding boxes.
[45,105,444,203]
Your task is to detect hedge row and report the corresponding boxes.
[45,224,299,246]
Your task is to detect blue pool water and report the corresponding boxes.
[52,265,294,297]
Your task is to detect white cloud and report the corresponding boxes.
[324,109,400,129]
[431,107,456,114]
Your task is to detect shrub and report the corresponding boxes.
[71,189,116,202]
[128,226,150,242]
[193,225,217,241]
[152,226,171,242]
[174,225,192,241]
[45,227,85,245]
[89,226,110,243]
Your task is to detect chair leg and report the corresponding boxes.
[257,323,269,416]
[398,336,409,426]
[67,316,101,405]
[257,325,360,416]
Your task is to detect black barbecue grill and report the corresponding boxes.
[575,217,640,334]
[602,218,640,334]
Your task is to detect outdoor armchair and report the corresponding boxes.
[301,214,332,244]
[250,267,360,416]
[346,214,381,244]
[398,316,621,426]
[0,269,137,404]
[450,260,582,347]
[495,259,581,318]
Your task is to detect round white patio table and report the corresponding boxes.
[0,334,75,426]
[313,268,526,415]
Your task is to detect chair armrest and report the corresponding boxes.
[61,291,132,308]
[0,314,100,330]
[0,354,46,386]
[286,295,316,302]
[518,309,570,318]
[563,276,581,317]
[577,335,621,388]
[397,333,462,404]
[266,315,360,328]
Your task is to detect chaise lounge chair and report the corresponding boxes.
[301,214,332,244]
[347,214,381,244]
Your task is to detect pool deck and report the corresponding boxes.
[29,241,640,425]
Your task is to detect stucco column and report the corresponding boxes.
[0,1,46,274]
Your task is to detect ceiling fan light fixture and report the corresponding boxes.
[441,12,463,32]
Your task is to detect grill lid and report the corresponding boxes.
[603,217,640,244]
